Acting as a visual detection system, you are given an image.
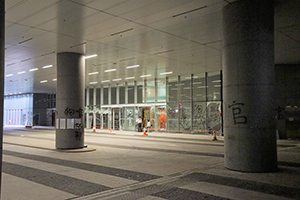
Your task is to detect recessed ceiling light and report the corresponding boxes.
[212,80,221,83]
[140,74,151,78]
[90,82,98,84]
[88,72,99,75]
[40,80,48,83]
[101,80,110,83]
[43,65,53,69]
[85,54,97,59]
[29,68,38,72]
[104,69,116,72]
[126,65,140,69]
[6,74,13,77]
[113,78,122,81]
[160,71,173,75]
[125,77,135,79]
[53,79,57,81]
[17,71,26,74]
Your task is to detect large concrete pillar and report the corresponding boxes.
[56,52,85,149]
[0,0,5,194]
[223,0,277,172]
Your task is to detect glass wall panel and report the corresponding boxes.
[157,79,166,102]
[96,88,101,105]
[127,82,135,104]
[179,102,192,132]
[137,81,144,103]
[4,94,33,126]
[180,76,191,103]
[89,88,93,105]
[103,87,109,105]
[125,107,135,131]
[193,102,207,133]
[119,86,125,104]
[207,72,221,101]
[207,101,222,132]
[193,73,206,101]
[146,80,155,103]
[111,87,116,105]
[156,106,166,132]
[167,77,179,132]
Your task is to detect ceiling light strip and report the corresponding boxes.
[17,71,26,74]
[101,80,110,83]
[88,72,99,75]
[111,28,133,36]
[172,6,207,18]
[6,74,13,77]
[85,54,97,59]
[160,71,173,75]
[43,65,53,69]
[40,80,48,83]
[125,77,135,80]
[29,68,38,72]
[126,65,140,69]
[113,78,122,81]
[140,74,151,78]
[90,82,98,84]
[105,69,116,72]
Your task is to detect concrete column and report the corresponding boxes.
[56,52,85,149]
[223,0,277,172]
[0,0,5,193]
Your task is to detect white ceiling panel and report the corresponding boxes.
[3,0,299,94]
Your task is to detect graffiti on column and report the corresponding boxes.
[64,107,83,118]
[228,101,247,124]
[275,106,284,119]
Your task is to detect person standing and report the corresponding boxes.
[147,120,151,132]
[136,116,142,132]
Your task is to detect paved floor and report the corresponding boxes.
[2,126,300,200]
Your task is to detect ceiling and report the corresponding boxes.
[4,0,300,95]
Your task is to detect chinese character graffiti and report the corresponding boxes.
[64,107,83,118]
[228,101,247,124]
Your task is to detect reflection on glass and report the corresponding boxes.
[147,80,155,103]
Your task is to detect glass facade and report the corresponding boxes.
[4,94,33,126]
[3,71,223,134]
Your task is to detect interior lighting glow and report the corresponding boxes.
[53,79,57,81]
[212,80,221,83]
[125,77,135,79]
[140,74,151,78]
[40,80,48,83]
[126,65,140,69]
[85,54,97,59]
[29,68,38,72]
[104,69,116,72]
[113,78,122,81]
[90,82,98,84]
[214,85,221,87]
[43,65,53,69]
[160,71,173,75]
[88,72,99,75]
[6,74,13,77]
[101,80,110,83]
[17,71,26,74]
